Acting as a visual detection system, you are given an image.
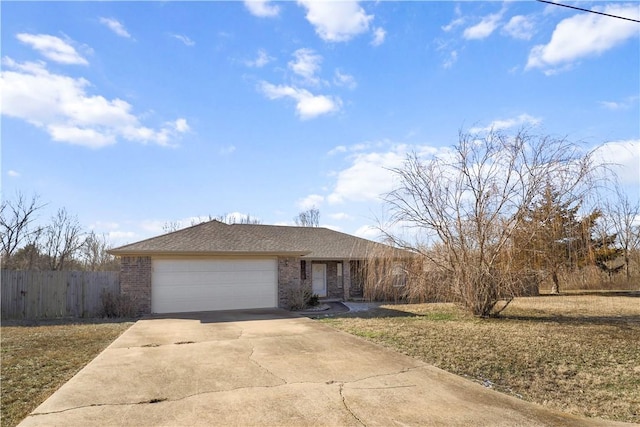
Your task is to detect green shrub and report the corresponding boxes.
[306,293,320,307]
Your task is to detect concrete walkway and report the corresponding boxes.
[19,309,628,426]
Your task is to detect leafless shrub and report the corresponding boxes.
[382,128,598,317]
[100,291,136,318]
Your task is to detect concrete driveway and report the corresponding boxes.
[19,309,627,427]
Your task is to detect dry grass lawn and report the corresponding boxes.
[319,294,640,424]
[1,319,133,427]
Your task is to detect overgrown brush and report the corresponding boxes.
[99,291,136,318]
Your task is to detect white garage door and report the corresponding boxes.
[152,258,278,313]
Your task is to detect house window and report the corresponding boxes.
[301,260,307,280]
[337,262,343,277]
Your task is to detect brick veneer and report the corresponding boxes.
[324,261,343,299]
[277,257,302,309]
[120,256,152,315]
[342,260,351,300]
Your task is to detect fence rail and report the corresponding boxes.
[1,270,120,319]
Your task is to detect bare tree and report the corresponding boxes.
[294,208,320,227]
[81,231,118,271]
[41,208,85,270]
[603,185,640,281]
[384,129,598,316]
[163,220,182,233]
[215,213,262,224]
[0,192,44,263]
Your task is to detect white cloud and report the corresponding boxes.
[593,140,640,185]
[321,224,342,232]
[7,170,20,178]
[333,69,357,89]
[16,33,88,65]
[329,212,352,221]
[327,142,443,207]
[469,114,541,134]
[297,194,324,210]
[89,221,121,231]
[354,224,381,240]
[371,27,386,46]
[526,4,639,73]
[174,118,190,133]
[140,219,167,235]
[463,12,502,40]
[171,34,195,46]
[502,15,535,41]
[600,101,623,110]
[327,145,411,205]
[99,17,131,38]
[259,81,341,120]
[244,0,280,18]
[48,125,116,147]
[288,48,323,85]
[442,17,465,32]
[298,0,373,42]
[245,49,274,68]
[219,145,236,155]
[0,58,189,148]
[328,145,348,156]
[599,95,639,111]
[443,50,458,69]
[107,230,137,245]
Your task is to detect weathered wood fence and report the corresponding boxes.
[1,270,120,319]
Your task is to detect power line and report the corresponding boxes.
[537,0,640,23]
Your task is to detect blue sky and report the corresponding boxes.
[2,1,639,246]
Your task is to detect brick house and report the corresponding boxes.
[109,220,409,315]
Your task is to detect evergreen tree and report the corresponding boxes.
[512,186,612,293]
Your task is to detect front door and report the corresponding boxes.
[312,263,327,297]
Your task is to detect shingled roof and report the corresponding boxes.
[109,220,409,259]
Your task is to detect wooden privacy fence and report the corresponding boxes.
[1,270,120,319]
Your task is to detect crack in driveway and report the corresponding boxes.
[247,345,288,385]
[339,383,366,426]
[30,365,423,419]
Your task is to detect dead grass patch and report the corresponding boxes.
[1,318,133,427]
[320,294,640,424]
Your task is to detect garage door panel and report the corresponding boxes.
[152,258,277,313]
[154,271,272,287]
[154,259,274,272]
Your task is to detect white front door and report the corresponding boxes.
[312,263,327,297]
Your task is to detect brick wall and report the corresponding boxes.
[324,261,343,299]
[120,256,152,315]
[343,260,351,300]
[277,257,303,309]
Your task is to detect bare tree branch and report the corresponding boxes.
[0,192,45,261]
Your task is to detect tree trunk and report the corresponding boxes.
[625,253,630,281]
[550,270,560,294]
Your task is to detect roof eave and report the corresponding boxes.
[108,250,312,257]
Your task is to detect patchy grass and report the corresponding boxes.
[1,318,133,427]
[319,294,640,424]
